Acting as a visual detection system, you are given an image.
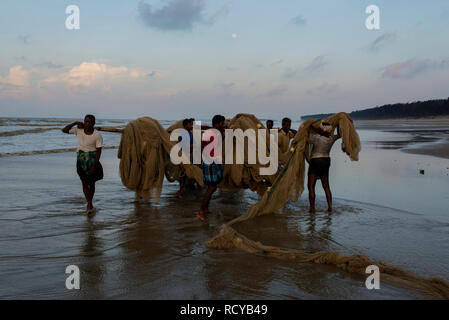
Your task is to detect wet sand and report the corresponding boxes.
[1,135,448,299]
[356,118,449,159]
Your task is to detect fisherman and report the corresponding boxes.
[62,115,103,214]
[178,118,194,197]
[197,115,226,221]
[307,122,340,213]
[266,119,274,130]
[278,117,297,153]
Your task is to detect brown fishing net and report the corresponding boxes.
[205,112,449,300]
[117,117,203,202]
[220,113,277,195]
[117,113,449,299]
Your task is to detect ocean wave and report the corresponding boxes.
[0,145,118,157]
[0,127,60,137]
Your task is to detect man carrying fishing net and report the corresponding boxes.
[62,115,103,215]
[307,121,340,213]
[197,115,226,221]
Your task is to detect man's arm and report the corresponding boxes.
[62,121,83,134]
[290,128,297,135]
[334,124,341,140]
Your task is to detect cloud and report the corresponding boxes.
[43,62,152,87]
[0,66,29,86]
[0,66,30,98]
[381,58,449,79]
[18,34,31,45]
[270,59,284,66]
[307,82,338,95]
[264,85,288,97]
[225,66,238,72]
[218,82,235,89]
[304,55,327,72]
[284,55,328,79]
[147,71,160,78]
[290,15,307,27]
[35,61,64,69]
[138,0,228,31]
[207,2,230,24]
[369,32,396,51]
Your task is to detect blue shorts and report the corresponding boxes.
[202,163,223,187]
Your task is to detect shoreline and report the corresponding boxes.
[355,119,449,159]
[402,140,449,159]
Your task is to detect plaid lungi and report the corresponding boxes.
[202,162,223,187]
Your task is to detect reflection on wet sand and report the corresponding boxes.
[0,136,448,299]
[79,219,105,299]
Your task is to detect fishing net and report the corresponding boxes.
[117,117,203,202]
[117,113,449,299]
[205,112,449,300]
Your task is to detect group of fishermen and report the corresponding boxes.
[62,114,340,219]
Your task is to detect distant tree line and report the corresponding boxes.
[301,98,449,120]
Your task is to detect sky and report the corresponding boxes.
[0,0,448,120]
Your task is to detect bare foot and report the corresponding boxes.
[327,208,333,213]
[87,203,93,211]
[87,208,96,217]
[309,207,315,213]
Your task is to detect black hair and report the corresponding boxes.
[182,118,193,127]
[85,114,96,123]
[266,120,274,125]
[212,115,226,126]
[282,117,291,125]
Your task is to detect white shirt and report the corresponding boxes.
[69,127,103,152]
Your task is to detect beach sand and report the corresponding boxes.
[355,118,449,159]
[1,130,449,299]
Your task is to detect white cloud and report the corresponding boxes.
[0,66,29,87]
[0,66,30,98]
[43,62,153,87]
[381,58,449,79]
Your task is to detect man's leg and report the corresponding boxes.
[87,181,95,210]
[179,175,185,197]
[307,174,318,213]
[198,185,217,220]
[82,180,91,211]
[320,176,332,212]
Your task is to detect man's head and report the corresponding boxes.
[212,115,226,131]
[266,120,274,130]
[182,118,194,131]
[84,114,96,130]
[281,117,291,131]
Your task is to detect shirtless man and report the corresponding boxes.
[197,115,225,221]
[307,122,340,213]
